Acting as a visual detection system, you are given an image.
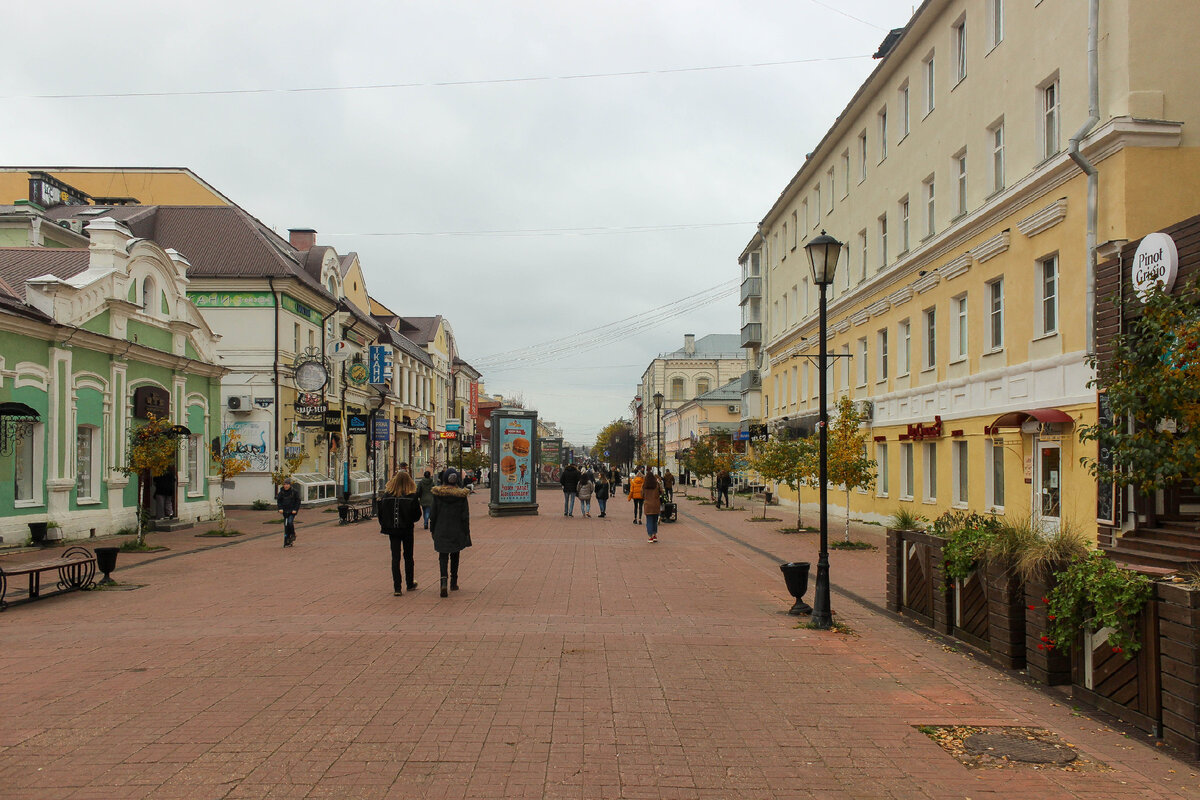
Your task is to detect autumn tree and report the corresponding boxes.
[592,420,636,469]
[117,413,181,546]
[210,427,251,534]
[749,436,817,526]
[827,395,876,542]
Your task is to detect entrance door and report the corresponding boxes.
[1035,440,1061,534]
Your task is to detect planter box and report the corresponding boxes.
[1024,566,1072,686]
[887,529,950,634]
[984,559,1027,670]
[1070,596,1161,738]
[1158,582,1200,756]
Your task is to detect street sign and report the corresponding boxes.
[368,345,393,384]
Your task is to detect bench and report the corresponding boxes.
[0,546,96,611]
[338,499,376,524]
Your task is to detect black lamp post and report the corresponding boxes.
[804,230,843,630]
[652,391,664,473]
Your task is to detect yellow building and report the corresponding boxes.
[740,0,1200,537]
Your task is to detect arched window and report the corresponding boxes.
[141,276,156,311]
[327,277,337,296]
[670,377,686,401]
[696,378,710,395]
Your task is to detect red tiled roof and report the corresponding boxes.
[0,247,90,300]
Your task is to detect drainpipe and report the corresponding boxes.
[1068,0,1100,356]
[268,277,281,489]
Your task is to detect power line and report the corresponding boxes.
[806,0,892,31]
[323,221,755,238]
[1,55,872,101]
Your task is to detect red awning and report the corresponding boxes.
[989,408,1075,429]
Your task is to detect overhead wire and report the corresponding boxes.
[322,221,756,238]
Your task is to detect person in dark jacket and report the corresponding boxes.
[276,477,301,547]
[715,470,732,509]
[643,471,662,543]
[430,470,472,597]
[379,470,424,595]
[417,470,435,529]
[560,463,581,517]
[594,473,611,518]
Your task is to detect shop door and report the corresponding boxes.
[1034,440,1061,534]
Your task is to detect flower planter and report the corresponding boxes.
[886,529,951,634]
[983,558,1026,670]
[1157,582,1200,757]
[1024,564,1072,686]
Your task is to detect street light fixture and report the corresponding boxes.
[652,391,664,473]
[804,230,844,631]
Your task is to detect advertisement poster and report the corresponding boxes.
[497,417,533,504]
[227,421,271,472]
[539,438,562,486]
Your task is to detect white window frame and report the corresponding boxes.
[924,176,936,238]
[953,16,967,84]
[878,213,888,269]
[781,222,789,259]
[814,185,822,225]
[827,168,835,213]
[858,229,869,282]
[923,307,937,371]
[898,319,911,376]
[878,106,888,161]
[955,150,968,217]
[801,199,809,233]
[75,424,101,502]
[877,442,890,497]
[857,337,869,387]
[802,277,810,315]
[782,370,790,409]
[1041,76,1061,160]
[188,434,203,496]
[877,328,889,381]
[986,438,1006,510]
[840,344,850,391]
[900,442,914,500]
[858,131,868,183]
[899,197,910,253]
[990,120,1005,193]
[952,440,969,506]
[923,52,936,115]
[789,368,797,406]
[990,0,1004,49]
[899,81,910,138]
[14,421,44,507]
[841,150,851,196]
[987,278,1004,350]
[923,441,938,502]
[1039,254,1059,335]
[954,294,968,360]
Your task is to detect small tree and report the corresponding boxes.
[117,413,181,546]
[458,448,490,473]
[682,438,717,499]
[271,449,309,492]
[750,436,818,526]
[827,395,876,542]
[210,427,251,534]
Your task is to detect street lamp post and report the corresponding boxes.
[804,230,844,631]
[652,391,664,474]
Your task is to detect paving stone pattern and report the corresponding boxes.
[0,497,1195,798]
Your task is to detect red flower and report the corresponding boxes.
[1041,597,1050,604]
[1040,636,1049,642]
[1027,604,1036,611]
[1112,646,1123,654]
[1037,644,1046,650]
[1047,614,1056,620]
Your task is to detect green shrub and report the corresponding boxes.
[933,510,1004,581]
[888,508,926,531]
[251,499,272,511]
[1045,551,1153,658]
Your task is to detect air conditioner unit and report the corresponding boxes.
[728,405,739,413]
[855,399,874,420]
[227,394,253,412]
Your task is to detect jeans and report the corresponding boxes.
[389,532,415,591]
[564,491,576,515]
[282,512,297,543]
[580,498,591,515]
[633,498,644,520]
[645,514,659,537]
[422,505,431,528]
[438,551,461,580]
[597,497,607,515]
[716,487,729,507]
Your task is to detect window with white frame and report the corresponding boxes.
[858,229,868,282]
[857,337,868,386]
[671,377,686,401]
[782,371,790,408]
[773,376,780,410]
[790,286,799,323]
[841,151,850,196]
[987,438,1006,508]
[800,362,808,403]
[878,214,888,269]
[924,442,938,501]
[14,421,40,504]
[858,131,868,182]
[900,442,914,499]
[991,0,1004,48]
[899,197,910,253]
[826,168,835,213]
[142,276,156,312]
[878,107,888,161]
[953,440,969,505]
[953,17,967,83]
[293,323,300,353]
[899,81,910,137]
[307,328,315,350]
[954,294,968,360]
[987,278,1004,349]
[789,368,797,405]
[781,295,788,330]
[188,434,202,494]
[781,222,788,258]
[802,277,810,315]
[791,211,798,249]
[955,151,968,216]
[1040,255,1059,334]
[898,319,911,375]
[877,328,889,381]
[773,300,780,335]
[924,307,937,370]
[924,177,936,237]
[1041,78,1060,159]
[923,52,936,114]
[814,185,822,225]
[75,425,100,501]
[840,344,850,391]
[802,199,809,232]
[990,120,1005,193]
[876,442,889,496]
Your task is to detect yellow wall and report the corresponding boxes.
[0,169,229,206]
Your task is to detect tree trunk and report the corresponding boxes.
[844,487,851,542]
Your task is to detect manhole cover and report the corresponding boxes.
[962,731,1077,764]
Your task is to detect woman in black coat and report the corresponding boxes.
[429,470,472,597]
[378,471,424,595]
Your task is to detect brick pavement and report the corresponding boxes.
[0,492,1196,799]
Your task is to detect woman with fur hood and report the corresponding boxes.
[429,469,472,597]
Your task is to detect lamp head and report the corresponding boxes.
[804,230,843,286]
[653,391,664,410]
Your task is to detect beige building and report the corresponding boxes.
[741,0,1200,536]
[662,380,743,475]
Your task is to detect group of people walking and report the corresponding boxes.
[561,463,677,544]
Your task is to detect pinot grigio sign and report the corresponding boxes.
[1132,232,1179,302]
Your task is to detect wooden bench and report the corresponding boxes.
[338,499,376,524]
[0,546,97,611]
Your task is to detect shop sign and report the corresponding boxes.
[324,411,342,432]
[254,397,273,408]
[373,417,390,442]
[280,294,320,323]
[328,340,353,362]
[134,386,170,419]
[347,414,368,436]
[368,345,393,384]
[446,420,461,431]
[188,291,275,308]
[439,431,458,440]
[284,444,303,460]
[469,382,479,416]
[1133,232,1179,302]
[347,362,369,385]
[906,416,943,441]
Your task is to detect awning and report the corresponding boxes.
[0,402,39,419]
[989,408,1075,429]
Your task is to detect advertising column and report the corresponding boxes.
[489,407,538,516]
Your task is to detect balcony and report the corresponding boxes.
[740,323,762,347]
[739,276,762,305]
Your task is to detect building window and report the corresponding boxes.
[781,222,789,258]
[878,107,888,161]
[307,328,315,350]
[953,18,967,83]
[671,377,686,401]
[858,131,868,182]
[954,295,968,359]
[955,151,968,216]
[696,378,710,395]
[840,345,850,391]
[814,185,822,225]
[899,82,910,137]
[802,277,810,315]
[293,323,300,353]
[924,442,938,501]
[842,151,851,196]
[878,214,888,269]
[141,276,156,312]
[990,121,1005,193]
[1042,79,1060,159]
[924,307,937,370]
[1040,255,1059,334]
[924,53,936,114]
[899,197,910,252]
[924,177,936,237]
[857,337,868,386]
[953,440,969,505]
[987,278,1004,349]
[826,168,835,212]
[858,229,868,282]
[900,442,914,500]
[75,425,99,501]
[898,319,911,375]
[877,328,889,380]
[14,421,39,504]
[877,442,889,496]
[991,0,1004,47]
[790,368,798,405]
[987,438,1006,508]
[782,371,790,409]
[188,434,202,494]
[791,211,798,248]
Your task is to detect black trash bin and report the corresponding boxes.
[95,547,120,585]
[779,561,812,616]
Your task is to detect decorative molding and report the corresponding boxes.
[850,310,871,327]
[832,319,851,334]
[940,253,973,281]
[867,299,891,318]
[1097,239,1127,260]
[1017,198,1069,238]
[972,230,1011,263]
[888,287,913,307]
[912,270,941,294]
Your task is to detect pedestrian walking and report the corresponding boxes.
[417,470,435,529]
[430,470,472,597]
[715,469,732,509]
[663,469,675,501]
[612,467,622,494]
[627,467,645,524]
[560,462,581,517]
[378,470,423,595]
[276,476,301,547]
[642,471,662,542]
[594,473,610,518]
[577,471,594,517]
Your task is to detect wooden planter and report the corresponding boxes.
[985,559,1027,670]
[1070,597,1161,737]
[1158,582,1200,757]
[1024,566,1072,685]
[886,529,950,634]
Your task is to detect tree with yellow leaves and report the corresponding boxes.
[827,395,876,542]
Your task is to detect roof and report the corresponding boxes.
[0,247,90,300]
[661,333,744,359]
[382,325,434,367]
[695,379,742,403]
[398,315,442,345]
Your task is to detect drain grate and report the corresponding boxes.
[963,730,1077,764]
[916,725,1098,771]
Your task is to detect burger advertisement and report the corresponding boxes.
[498,418,533,504]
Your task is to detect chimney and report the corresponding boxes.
[288,228,317,251]
[684,334,696,355]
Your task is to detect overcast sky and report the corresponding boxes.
[4,0,912,447]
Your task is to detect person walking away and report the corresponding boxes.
[663,469,675,502]
[379,470,424,595]
[276,477,301,547]
[627,468,645,525]
[612,467,622,495]
[594,473,610,518]
[430,470,471,597]
[715,469,732,509]
[560,462,581,517]
[643,471,662,543]
[577,471,595,517]
[417,470,435,529]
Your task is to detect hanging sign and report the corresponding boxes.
[347,362,369,385]
[373,417,390,442]
[1133,232,1179,302]
[328,340,353,362]
[368,345,393,384]
[324,411,342,432]
[347,414,368,435]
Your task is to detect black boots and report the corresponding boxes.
[440,577,449,597]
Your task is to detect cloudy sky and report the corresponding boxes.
[4,0,911,446]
